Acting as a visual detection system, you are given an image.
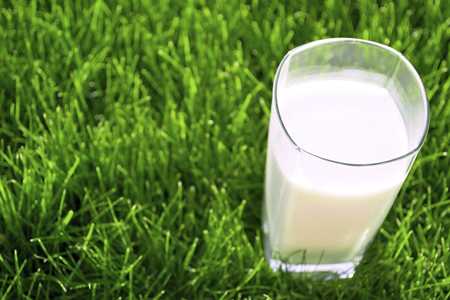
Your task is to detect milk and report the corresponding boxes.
[265,76,410,265]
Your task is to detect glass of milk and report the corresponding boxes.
[264,38,429,278]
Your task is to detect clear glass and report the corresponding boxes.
[263,38,429,279]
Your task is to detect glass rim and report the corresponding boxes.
[273,37,430,167]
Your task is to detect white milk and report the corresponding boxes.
[265,77,410,264]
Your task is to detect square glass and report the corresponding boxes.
[263,38,429,279]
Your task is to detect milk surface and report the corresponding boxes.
[265,76,409,264]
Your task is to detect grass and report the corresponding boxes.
[0,0,448,299]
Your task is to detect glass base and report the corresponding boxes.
[263,223,359,279]
[268,258,356,279]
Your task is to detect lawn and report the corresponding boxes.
[0,0,449,299]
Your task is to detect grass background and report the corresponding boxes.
[0,0,449,299]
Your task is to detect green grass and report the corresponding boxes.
[0,0,448,299]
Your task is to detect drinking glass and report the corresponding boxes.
[263,38,429,278]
